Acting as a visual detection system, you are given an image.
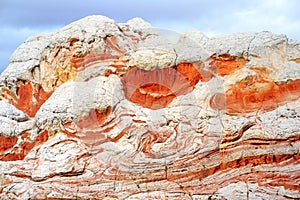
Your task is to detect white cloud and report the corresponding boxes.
[229,0,300,39]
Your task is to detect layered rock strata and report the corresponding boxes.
[0,15,299,199]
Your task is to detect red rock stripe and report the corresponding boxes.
[0,130,48,161]
[209,53,248,76]
[3,81,52,117]
[121,62,212,109]
[213,77,300,114]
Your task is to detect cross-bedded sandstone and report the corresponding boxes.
[0,15,299,199]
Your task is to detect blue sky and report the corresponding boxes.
[1,0,300,73]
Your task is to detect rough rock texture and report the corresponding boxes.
[0,15,300,199]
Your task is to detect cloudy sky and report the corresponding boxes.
[1,0,299,72]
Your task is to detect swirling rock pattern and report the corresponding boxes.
[0,15,300,199]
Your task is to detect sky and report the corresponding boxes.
[1,0,300,73]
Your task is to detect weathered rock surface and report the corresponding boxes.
[0,15,300,199]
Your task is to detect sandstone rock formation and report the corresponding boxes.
[0,15,300,199]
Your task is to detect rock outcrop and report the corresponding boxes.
[0,15,300,199]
